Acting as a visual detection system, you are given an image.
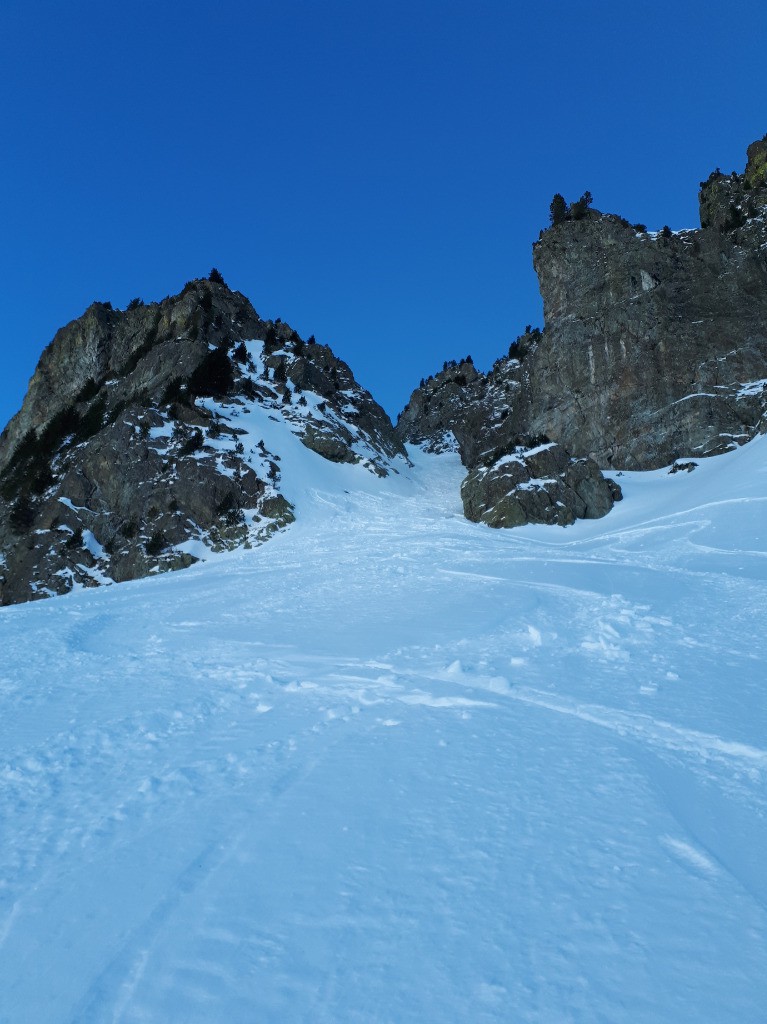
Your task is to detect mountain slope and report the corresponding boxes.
[0,438,765,1023]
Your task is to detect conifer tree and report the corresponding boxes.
[550,193,568,225]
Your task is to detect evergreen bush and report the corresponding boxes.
[178,429,204,455]
[9,494,37,530]
[75,378,100,404]
[570,191,593,220]
[145,530,166,556]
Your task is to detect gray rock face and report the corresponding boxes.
[395,358,485,456]
[526,208,767,469]
[398,133,767,528]
[518,136,767,470]
[398,353,621,528]
[0,279,406,605]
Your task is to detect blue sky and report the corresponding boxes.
[1,0,766,428]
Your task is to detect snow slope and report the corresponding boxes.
[1,431,766,1023]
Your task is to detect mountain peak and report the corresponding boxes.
[0,280,406,605]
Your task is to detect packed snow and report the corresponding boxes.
[1,427,766,1023]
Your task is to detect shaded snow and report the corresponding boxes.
[738,377,767,397]
[0,437,766,1022]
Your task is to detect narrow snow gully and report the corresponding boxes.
[0,438,766,1023]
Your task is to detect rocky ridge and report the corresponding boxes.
[0,277,406,605]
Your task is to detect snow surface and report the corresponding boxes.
[1,433,767,1023]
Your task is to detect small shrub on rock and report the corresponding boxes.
[145,530,167,556]
[178,429,204,455]
[570,191,593,220]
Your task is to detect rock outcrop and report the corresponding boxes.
[524,134,767,469]
[461,437,621,529]
[397,351,620,527]
[0,277,406,605]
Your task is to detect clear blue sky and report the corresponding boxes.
[2,0,766,428]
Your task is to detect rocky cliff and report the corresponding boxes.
[525,150,767,469]
[398,133,767,524]
[0,276,406,605]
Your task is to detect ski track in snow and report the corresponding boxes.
[0,435,766,1022]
